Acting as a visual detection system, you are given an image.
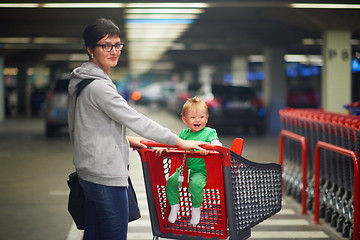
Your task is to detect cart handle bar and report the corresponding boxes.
[140,140,221,151]
[138,140,232,166]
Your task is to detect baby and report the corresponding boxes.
[155,96,222,225]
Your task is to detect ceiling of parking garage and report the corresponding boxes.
[1,0,360,75]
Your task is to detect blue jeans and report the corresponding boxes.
[78,178,129,240]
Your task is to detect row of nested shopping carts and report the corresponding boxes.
[279,108,360,240]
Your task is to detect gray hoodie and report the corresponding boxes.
[68,62,178,186]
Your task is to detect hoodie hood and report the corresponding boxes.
[68,62,112,96]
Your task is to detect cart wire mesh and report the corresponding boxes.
[229,152,282,232]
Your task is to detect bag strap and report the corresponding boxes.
[76,79,95,99]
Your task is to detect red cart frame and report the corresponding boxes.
[136,139,282,240]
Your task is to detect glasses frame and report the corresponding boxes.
[95,43,125,52]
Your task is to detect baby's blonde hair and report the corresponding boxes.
[181,96,208,117]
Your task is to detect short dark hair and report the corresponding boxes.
[82,18,121,50]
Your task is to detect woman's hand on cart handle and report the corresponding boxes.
[176,138,209,154]
[127,136,147,149]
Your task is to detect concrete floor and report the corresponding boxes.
[0,105,346,240]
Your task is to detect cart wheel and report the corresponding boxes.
[342,222,351,238]
[325,208,332,223]
[153,236,159,240]
[349,227,353,240]
[320,205,326,218]
[336,217,344,232]
[330,212,338,227]
[307,198,313,211]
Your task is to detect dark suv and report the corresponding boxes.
[198,84,266,134]
[44,78,70,136]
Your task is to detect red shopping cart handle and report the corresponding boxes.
[140,140,221,151]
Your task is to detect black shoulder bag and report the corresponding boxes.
[67,79,140,230]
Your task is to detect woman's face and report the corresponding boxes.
[88,34,121,74]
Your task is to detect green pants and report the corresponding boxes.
[166,166,207,208]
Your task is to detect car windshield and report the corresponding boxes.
[212,85,255,101]
[54,79,70,93]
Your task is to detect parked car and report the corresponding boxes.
[287,87,319,108]
[198,84,266,134]
[132,81,177,110]
[44,78,70,136]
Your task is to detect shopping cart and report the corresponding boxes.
[136,138,282,240]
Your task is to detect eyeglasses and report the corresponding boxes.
[95,43,125,52]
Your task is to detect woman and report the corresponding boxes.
[67,18,206,240]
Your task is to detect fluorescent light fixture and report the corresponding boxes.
[32,37,80,44]
[0,3,38,8]
[126,19,194,24]
[152,61,175,70]
[125,2,207,75]
[127,32,183,40]
[302,38,360,46]
[128,42,174,48]
[126,14,199,20]
[126,23,190,29]
[0,37,81,45]
[0,2,124,8]
[248,55,265,62]
[44,53,88,61]
[248,54,323,65]
[291,3,360,9]
[0,37,31,43]
[126,3,208,8]
[42,3,124,8]
[69,54,88,61]
[125,9,204,14]
[2,44,42,50]
[284,54,323,65]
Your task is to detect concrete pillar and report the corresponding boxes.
[17,64,30,116]
[321,30,351,113]
[263,47,286,133]
[0,56,4,121]
[199,65,214,85]
[231,55,248,85]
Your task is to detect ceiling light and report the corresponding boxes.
[0,3,38,8]
[126,3,208,8]
[125,9,204,14]
[42,3,124,8]
[0,37,31,43]
[291,3,360,9]
[125,3,206,75]
[126,14,199,20]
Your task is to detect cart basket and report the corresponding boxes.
[136,139,282,240]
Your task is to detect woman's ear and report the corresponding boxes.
[86,47,93,58]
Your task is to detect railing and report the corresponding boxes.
[279,129,308,215]
[313,141,359,240]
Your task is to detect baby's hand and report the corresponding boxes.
[199,149,210,155]
[153,147,169,156]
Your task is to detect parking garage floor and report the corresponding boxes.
[0,105,346,240]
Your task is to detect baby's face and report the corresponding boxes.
[182,107,208,132]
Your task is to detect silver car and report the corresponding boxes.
[44,78,70,136]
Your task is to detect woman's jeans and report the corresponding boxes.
[78,178,129,240]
